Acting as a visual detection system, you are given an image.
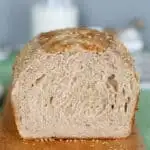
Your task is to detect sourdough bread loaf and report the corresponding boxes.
[11,28,140,139]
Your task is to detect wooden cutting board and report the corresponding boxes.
[0,91,145,150]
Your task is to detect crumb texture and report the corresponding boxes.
[11,28,140,139]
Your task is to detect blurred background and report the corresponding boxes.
[0,0,150,148]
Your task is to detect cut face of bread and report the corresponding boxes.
[11,28,140,139]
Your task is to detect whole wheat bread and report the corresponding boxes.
[11,28,140,139]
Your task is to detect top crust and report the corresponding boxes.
[12,27,136,83]
[38,28,115,52]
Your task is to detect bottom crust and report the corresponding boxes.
[0,90,145,150]
[0,117,145,150]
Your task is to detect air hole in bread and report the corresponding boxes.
[107,74,118,91]
[47,55,51,59]
[44,104,48,107]
[96,105,99,109]
[80,65,83,69]
[31,84,34,87]
[50,96,53,104]
[106,83,110,88]
[127,97,131,103]
[73,77,77,82]
[124,102,128,112]
[108,74,115,80]
[122,88,125,96]
[35,74,46,85]
[115,94,117,103]
[111,104,114,109]
[90,106,94,109]
[130,81,133,90]
[19,116,22,121]
[85,123,90,127]
[135,72,139,81]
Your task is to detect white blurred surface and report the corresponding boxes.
[118,28,144,53]
[31,0,79,37]
[0,46,12,61]
[89,26,144,53]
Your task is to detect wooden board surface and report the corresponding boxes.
[0,92,145,150]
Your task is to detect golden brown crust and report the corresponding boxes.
[38,27,115,52]
[0,90,144,150]
[12,27,134,82]
[13,27,115,79]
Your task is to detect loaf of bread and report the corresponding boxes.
[11,28,140,139]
